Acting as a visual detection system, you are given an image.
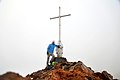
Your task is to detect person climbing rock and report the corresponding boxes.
[56,41,63,57]
[47,41,57,66]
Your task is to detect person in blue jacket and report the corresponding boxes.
[47,41,57,66]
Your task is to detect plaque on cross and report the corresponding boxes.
[50,6,71,43]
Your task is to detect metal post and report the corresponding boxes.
[50,6,71,43]
[59,6,61,42]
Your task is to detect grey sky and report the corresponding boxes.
[0,0,120,79]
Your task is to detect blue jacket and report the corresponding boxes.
[47,43,57,54]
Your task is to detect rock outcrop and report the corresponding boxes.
[0,72,31,80]
[28,60,115,80]
[0,57,118,80]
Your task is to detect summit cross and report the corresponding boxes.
[50,6,71,42]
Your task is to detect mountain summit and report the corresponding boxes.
[0,57,118,80]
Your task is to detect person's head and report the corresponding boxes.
[52,41,55,44]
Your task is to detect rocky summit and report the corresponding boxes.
[0,57,118,80]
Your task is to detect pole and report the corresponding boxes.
[59,6,61,42]
[50,6,71,43]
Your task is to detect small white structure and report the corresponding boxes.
[56,41,63,57]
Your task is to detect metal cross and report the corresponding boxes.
[50,6,71,42]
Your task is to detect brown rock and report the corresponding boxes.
[0,72,30,80]
[102,71,113,80]
[0,59,117,80]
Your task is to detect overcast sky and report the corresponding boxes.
[0,0,120,79]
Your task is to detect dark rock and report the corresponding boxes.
[50,57,67,63]
[102,71,113,80]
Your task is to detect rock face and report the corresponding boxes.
[28,60,114,80]
[0,57,118,80]
[0,72,31,80]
